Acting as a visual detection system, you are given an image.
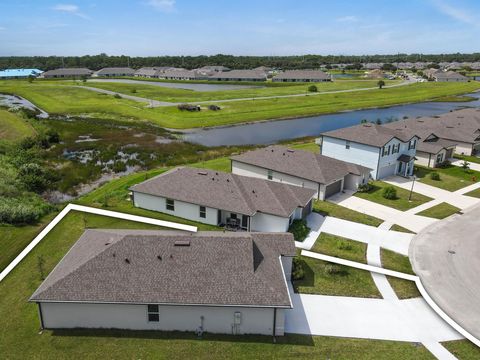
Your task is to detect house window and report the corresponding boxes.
[392,143,400,154]
[147,304,159,322]
[230,213,237,220]
[437,153,444,164]
[346,141,350,149]
[166,199,175,211]
[382,145,390,157]
[267,170,273,180]
[409,139,417,150]
[199,206,206,218]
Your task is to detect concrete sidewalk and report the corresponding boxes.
[384,176,479,210]
[450,158,480,172]
[327,191,437,233]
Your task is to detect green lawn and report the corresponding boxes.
[389,224,415,234]
[442,340,480,360]
[0,211,437,359]
[465,187,480,198]
[354,181,432,211]
[294,255,381,298]
[380,249,421,299]
[0,108,36,141]
[415,202,461,219]
[311,233,367,263]
[313,200,383,227]
[415,165,480,191]
[82,79,391,103]
[1,80,479,129]
[454,154,480,165]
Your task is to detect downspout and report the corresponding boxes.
[37,302,45,330]
[272,308,277,343]
[376,148,381,180]
[317,183,321,200]
[428,153,431,168]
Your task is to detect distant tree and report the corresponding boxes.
[27,75,34,83]
[463,66,473,72]
[426,63,440,69]
[307,85,318,92]
[381,63,397,71]
[417,70,424,77]
[377,80,385,89]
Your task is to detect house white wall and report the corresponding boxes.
[133,192,218,226]
[416,149,449,168]
[231,161,321,198]
[39,302,287,336]
[454,141,474,156]
[344,172,368,190]
[377,138,416,178]
[250,212,290,232]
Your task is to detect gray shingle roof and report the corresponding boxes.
[42,68,93,76]
[30,230,295,307]
[94,67,135,76]
[322,123,418,147]
[273,70,330,81]
[210,70,267,80]
[433,71,468,81]
[231,145,371,185]
[384,108,480,145]
[130,167,315,217]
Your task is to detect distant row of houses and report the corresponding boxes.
[0,66,332,82]
[339,61,480,71]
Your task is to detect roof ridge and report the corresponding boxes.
[230,173,256,215]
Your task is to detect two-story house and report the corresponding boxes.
[317,123,420,180]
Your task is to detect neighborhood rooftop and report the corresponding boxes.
[130,167,315,217]
[321,123,418,147]
[30,230,295,307]
[231,145,371,184]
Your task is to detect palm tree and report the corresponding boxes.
[377,80,385,89]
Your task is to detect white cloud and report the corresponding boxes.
[336,15,358,22]
[430,0,475,25]
[52,4,90,19]
[147,0,176,12]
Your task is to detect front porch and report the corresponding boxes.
[396,155,416,178]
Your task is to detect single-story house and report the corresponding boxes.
[364,69,385,79]
[318,123,420,180]
[158,69,200,81]
[134,67,161,78]
[30,229,295,336]
[231,145,371,200]
[92,67,135,77]
[130,167,316,232]
[197,65,230,72]
[384,108,480,156]
[209,70,267,82]
[41,68,93,78]
[0,68,43,79]
[272,70,331,82]
[432,71,469,82]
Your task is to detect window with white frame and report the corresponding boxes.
[147,304,159,322]
[267,170,273,180]
[166,198,175,211]
[409,139,417,150]
[345,141,350,149]
[199,205,206,218]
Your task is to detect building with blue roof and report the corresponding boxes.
[0,69,44,79]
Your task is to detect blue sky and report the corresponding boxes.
[0,0,479,56]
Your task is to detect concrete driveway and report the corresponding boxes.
[410,203,480,343]
[451,158,480,172]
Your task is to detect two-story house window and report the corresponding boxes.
[408,139,417,150]
[382,145,391,157]
[345,141,350,149]
[392,143,400,154]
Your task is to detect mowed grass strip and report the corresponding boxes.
[1,80,479,129]
[465,187,480,198]
[313,200,383,227]
[415,202,461,219]
[442,339,480,360]
[311,233,367,263]
[389,224,415,234]
[380,248,421,299]
[415,165,480,191]
[354,181,432,211]
[0,108,36,140]
[0,211,436,359]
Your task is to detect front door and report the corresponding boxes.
[241,215,248,230]
[397,162,403,174]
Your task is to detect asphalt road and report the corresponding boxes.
[410,203,480,341]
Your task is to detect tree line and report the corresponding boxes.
[1,53,480,71]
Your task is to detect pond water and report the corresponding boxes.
[182,92,480,147]
[0,94,49,118]
[88,79,264,92]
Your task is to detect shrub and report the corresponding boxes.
[0,196,53,225]
[288,219,311,242]
[382,186,397,200]
[357,182,372,193]
[430,172,440,181]
[131,88,137,93]
[438,160,451,168]
[208,104,221,111]
[307,85,318,92]
[113,93,122,99]
[18,163,52,193]
[178,104,201,112]
[325,263,349,276]
[112,161,127,173]
[292,257,305,280]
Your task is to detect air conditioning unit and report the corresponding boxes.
[234,312,242,325]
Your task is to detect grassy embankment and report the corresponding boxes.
[415,202,461,219]
[0,80,479,129]
[0,211,434,359]
[415,165,480,191]
[0,108,36,141]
